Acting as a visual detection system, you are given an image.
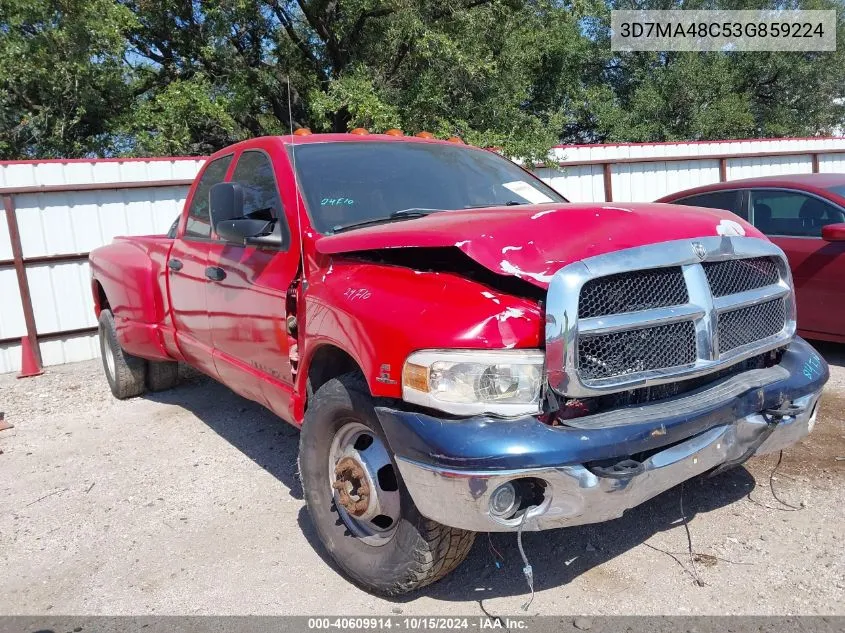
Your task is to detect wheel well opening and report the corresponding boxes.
[306,345,363,407]
[95,281,109,312]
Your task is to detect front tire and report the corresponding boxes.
[98,309,146,399]
[299,373,475,595]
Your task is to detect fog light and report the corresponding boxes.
[489,482,520,518]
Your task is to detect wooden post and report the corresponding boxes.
[602,163,613,202]
[718,158,727,182]
[3,195,42,367]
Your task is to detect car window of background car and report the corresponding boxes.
[750,189,845,237]
[184,155,233,239]
[671,190,746,219]
[289,141,568,234]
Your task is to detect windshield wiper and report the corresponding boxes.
[464,200,526,208]
[329,208,442,234]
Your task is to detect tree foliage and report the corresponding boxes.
[1,0,844,160]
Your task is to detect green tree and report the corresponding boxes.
[0,0,136,158]
[1,0,844,159]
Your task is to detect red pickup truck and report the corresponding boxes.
[89,133,828,596]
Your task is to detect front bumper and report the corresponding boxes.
[375,338,827,532]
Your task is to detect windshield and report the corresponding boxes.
[826,184,845,199]
[288,141,567,234]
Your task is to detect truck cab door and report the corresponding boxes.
[205,148,300,418]
[168,154,234,377]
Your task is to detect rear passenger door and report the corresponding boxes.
[748,189,845,340]
[169,154,233,376]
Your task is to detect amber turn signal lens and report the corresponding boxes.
[415,131,435,139]
[402,363,429,392]
[293,128,312,136]
[447,136,464,144]
[350,127,369,135]
[385,128,403,136]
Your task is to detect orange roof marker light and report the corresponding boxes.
[415,131,435,139]
[350,128,369,135]
[384,129,404,136]
[293,128,312,136]
[447,136,464,144]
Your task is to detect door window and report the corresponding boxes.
[184,155,233,239]
[672,190,746,219]
[229,150,289,247]
[750,190,845,237]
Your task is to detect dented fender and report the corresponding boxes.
[298,258,543,399]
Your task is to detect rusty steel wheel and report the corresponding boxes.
[328,421,401,546]
[300,372,475,595]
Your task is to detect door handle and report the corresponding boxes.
[168,258,183,272]
[205,266,226,282]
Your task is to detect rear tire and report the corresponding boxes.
[98,309,146,400]
[146,360,180,392]
[299,373,475,596]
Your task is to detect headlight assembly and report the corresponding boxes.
[402,350,544,417]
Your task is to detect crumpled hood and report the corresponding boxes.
[315,202,764,288]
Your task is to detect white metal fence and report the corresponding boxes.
[2,137,844,374]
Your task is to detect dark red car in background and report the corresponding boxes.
[659,174,845,343]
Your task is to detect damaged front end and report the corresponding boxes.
[371,236,829,532]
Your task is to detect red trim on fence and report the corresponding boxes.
[0,178,195,197]
[556,147,845,168]
[0,156,203,166]
[553,136,845,150]
[0,326,97,346]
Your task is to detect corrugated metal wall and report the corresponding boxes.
[0,159,204,373]
[2,138,845,374]
[538,137,845,202]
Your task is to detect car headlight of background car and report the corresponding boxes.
[402,349,544,416]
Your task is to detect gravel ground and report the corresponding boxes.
[1,344,844,616]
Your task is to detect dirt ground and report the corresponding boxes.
[1,344,843,616]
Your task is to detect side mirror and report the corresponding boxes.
[822,222,845,242]
[209,182,244,225]
[216,217,284,247]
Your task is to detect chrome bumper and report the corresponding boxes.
[396,391,822,532]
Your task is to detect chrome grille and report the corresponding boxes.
[545,237,797,397]
[578,267,688,318]
[718,298,787,353]
[703,257,780,298]
[578,321,697,381]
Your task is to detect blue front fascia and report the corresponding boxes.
[375,337,828,472]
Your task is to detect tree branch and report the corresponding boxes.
[266,0,328,82]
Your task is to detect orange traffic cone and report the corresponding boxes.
[17,335,43,379]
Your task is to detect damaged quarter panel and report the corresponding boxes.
[300,256,543,399]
